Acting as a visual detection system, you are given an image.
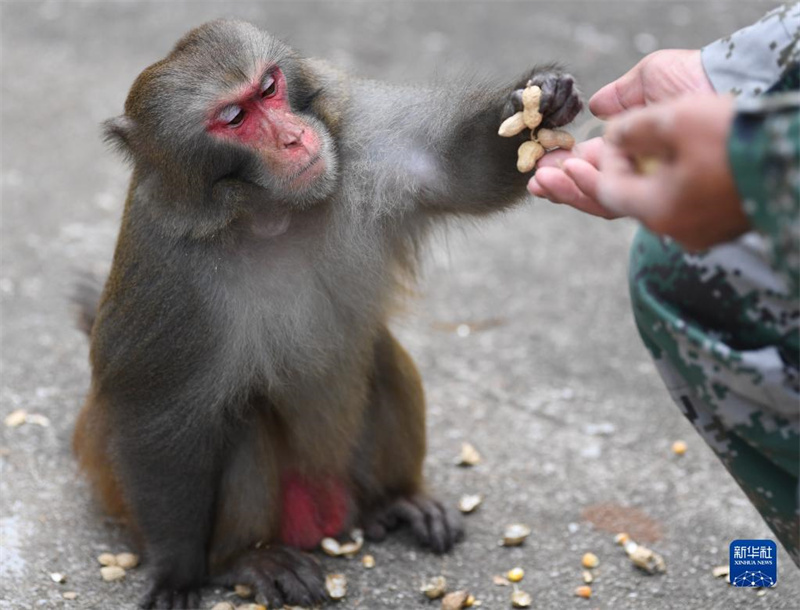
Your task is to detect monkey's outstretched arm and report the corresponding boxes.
[354,68,582,216]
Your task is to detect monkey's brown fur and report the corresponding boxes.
[73,19,582,609]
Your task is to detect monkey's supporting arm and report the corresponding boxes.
[90,249,231,606]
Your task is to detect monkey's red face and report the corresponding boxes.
[207,67,326,191]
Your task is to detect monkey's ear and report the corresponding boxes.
[102,116,135,158]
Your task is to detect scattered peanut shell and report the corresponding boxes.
[325,574,347,600]
[457,443,481,466]
[627,543,666,574]
[507,567,524,582]
[581,552,600,569]
[26,413,50,427]
[4,409,27,427]
[441,590,470,610]
[211,603,236,610]
[97,553,118,567]
[517,141,545,173]
[321,537,343,557]
[458,494,482,514]
[421,576,447,599]
[362,554,375,568]
[235,584,253,598]
[582,570,593,584]
[62,592,78,600]
[672,440,688,455]
[50,572,66,584]
[320,529,364,557]
[575,585,592,598]
[100,566,126,582]
[237,605,266,610]
[115,552,139,569]
[614,532,630,546]
[712,565,730,578]
[536,128,575,150]
[521,86,543,129]
[464,594,477,607]
[511,589,532,608]
[502,523,531,547]
[498,112,527,137]
[493,575,510,586]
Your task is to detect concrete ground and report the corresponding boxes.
[1,1,797,608]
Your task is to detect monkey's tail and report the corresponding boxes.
[72,272,103,337]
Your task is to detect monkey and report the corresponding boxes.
[73,19,582,609]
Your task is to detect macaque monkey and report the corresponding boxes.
[74,19,582,609]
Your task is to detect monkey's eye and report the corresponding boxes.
[219,105,246,127]
[261,75,277,98]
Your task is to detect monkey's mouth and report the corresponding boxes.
[288,154,323,184]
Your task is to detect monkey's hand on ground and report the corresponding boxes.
[140,574,203,609]
[362,494,464,554]
[212,547,327,608]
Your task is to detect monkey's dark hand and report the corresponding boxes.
[138,550,207,609]
[212,547,327,608]
[140,577,202,610]
[362,494,464,554]
[508,70,583,128]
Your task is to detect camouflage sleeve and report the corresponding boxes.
[729,92,800,293]
[701,3,800,98]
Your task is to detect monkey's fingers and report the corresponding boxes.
[273,548,328,605]
[215,547,327,608]
[252,577,285,609]
[139,586,199,610]
[412,496,465,554]
[529,72,583,128]
[385,498,431,544]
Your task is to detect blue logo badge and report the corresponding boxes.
[729,539,777,587]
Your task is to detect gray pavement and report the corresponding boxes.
[1,1,798,608]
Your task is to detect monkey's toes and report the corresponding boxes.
[363,494,464,554]
[214,547,327,608]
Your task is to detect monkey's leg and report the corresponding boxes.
[208,409,328,609]
[354,328,463,553]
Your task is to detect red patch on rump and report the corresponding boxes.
[279,472,349,549]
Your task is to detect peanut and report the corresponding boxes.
[536,128,575,150]
[498,112,527,137]
[517,141,545,173]
[522,86,543,129]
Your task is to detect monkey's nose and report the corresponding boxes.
[280,127,304,148]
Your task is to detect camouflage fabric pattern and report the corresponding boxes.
[701,3,800,99]
[629,4,800,566]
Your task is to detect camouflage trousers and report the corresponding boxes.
[629,228,800,566]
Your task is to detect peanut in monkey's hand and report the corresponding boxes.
[498,84,576,173]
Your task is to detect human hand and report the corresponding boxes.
[596,94,749,251]
[528,49,714,217]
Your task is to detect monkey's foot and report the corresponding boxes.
[362,494,464,554]
[213,547,327,608]
[510,70,583,129]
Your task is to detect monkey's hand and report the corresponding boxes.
[362,494,464,554]
[212,547,327,608]
[140,569,204,609]
[508,69,583,129]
